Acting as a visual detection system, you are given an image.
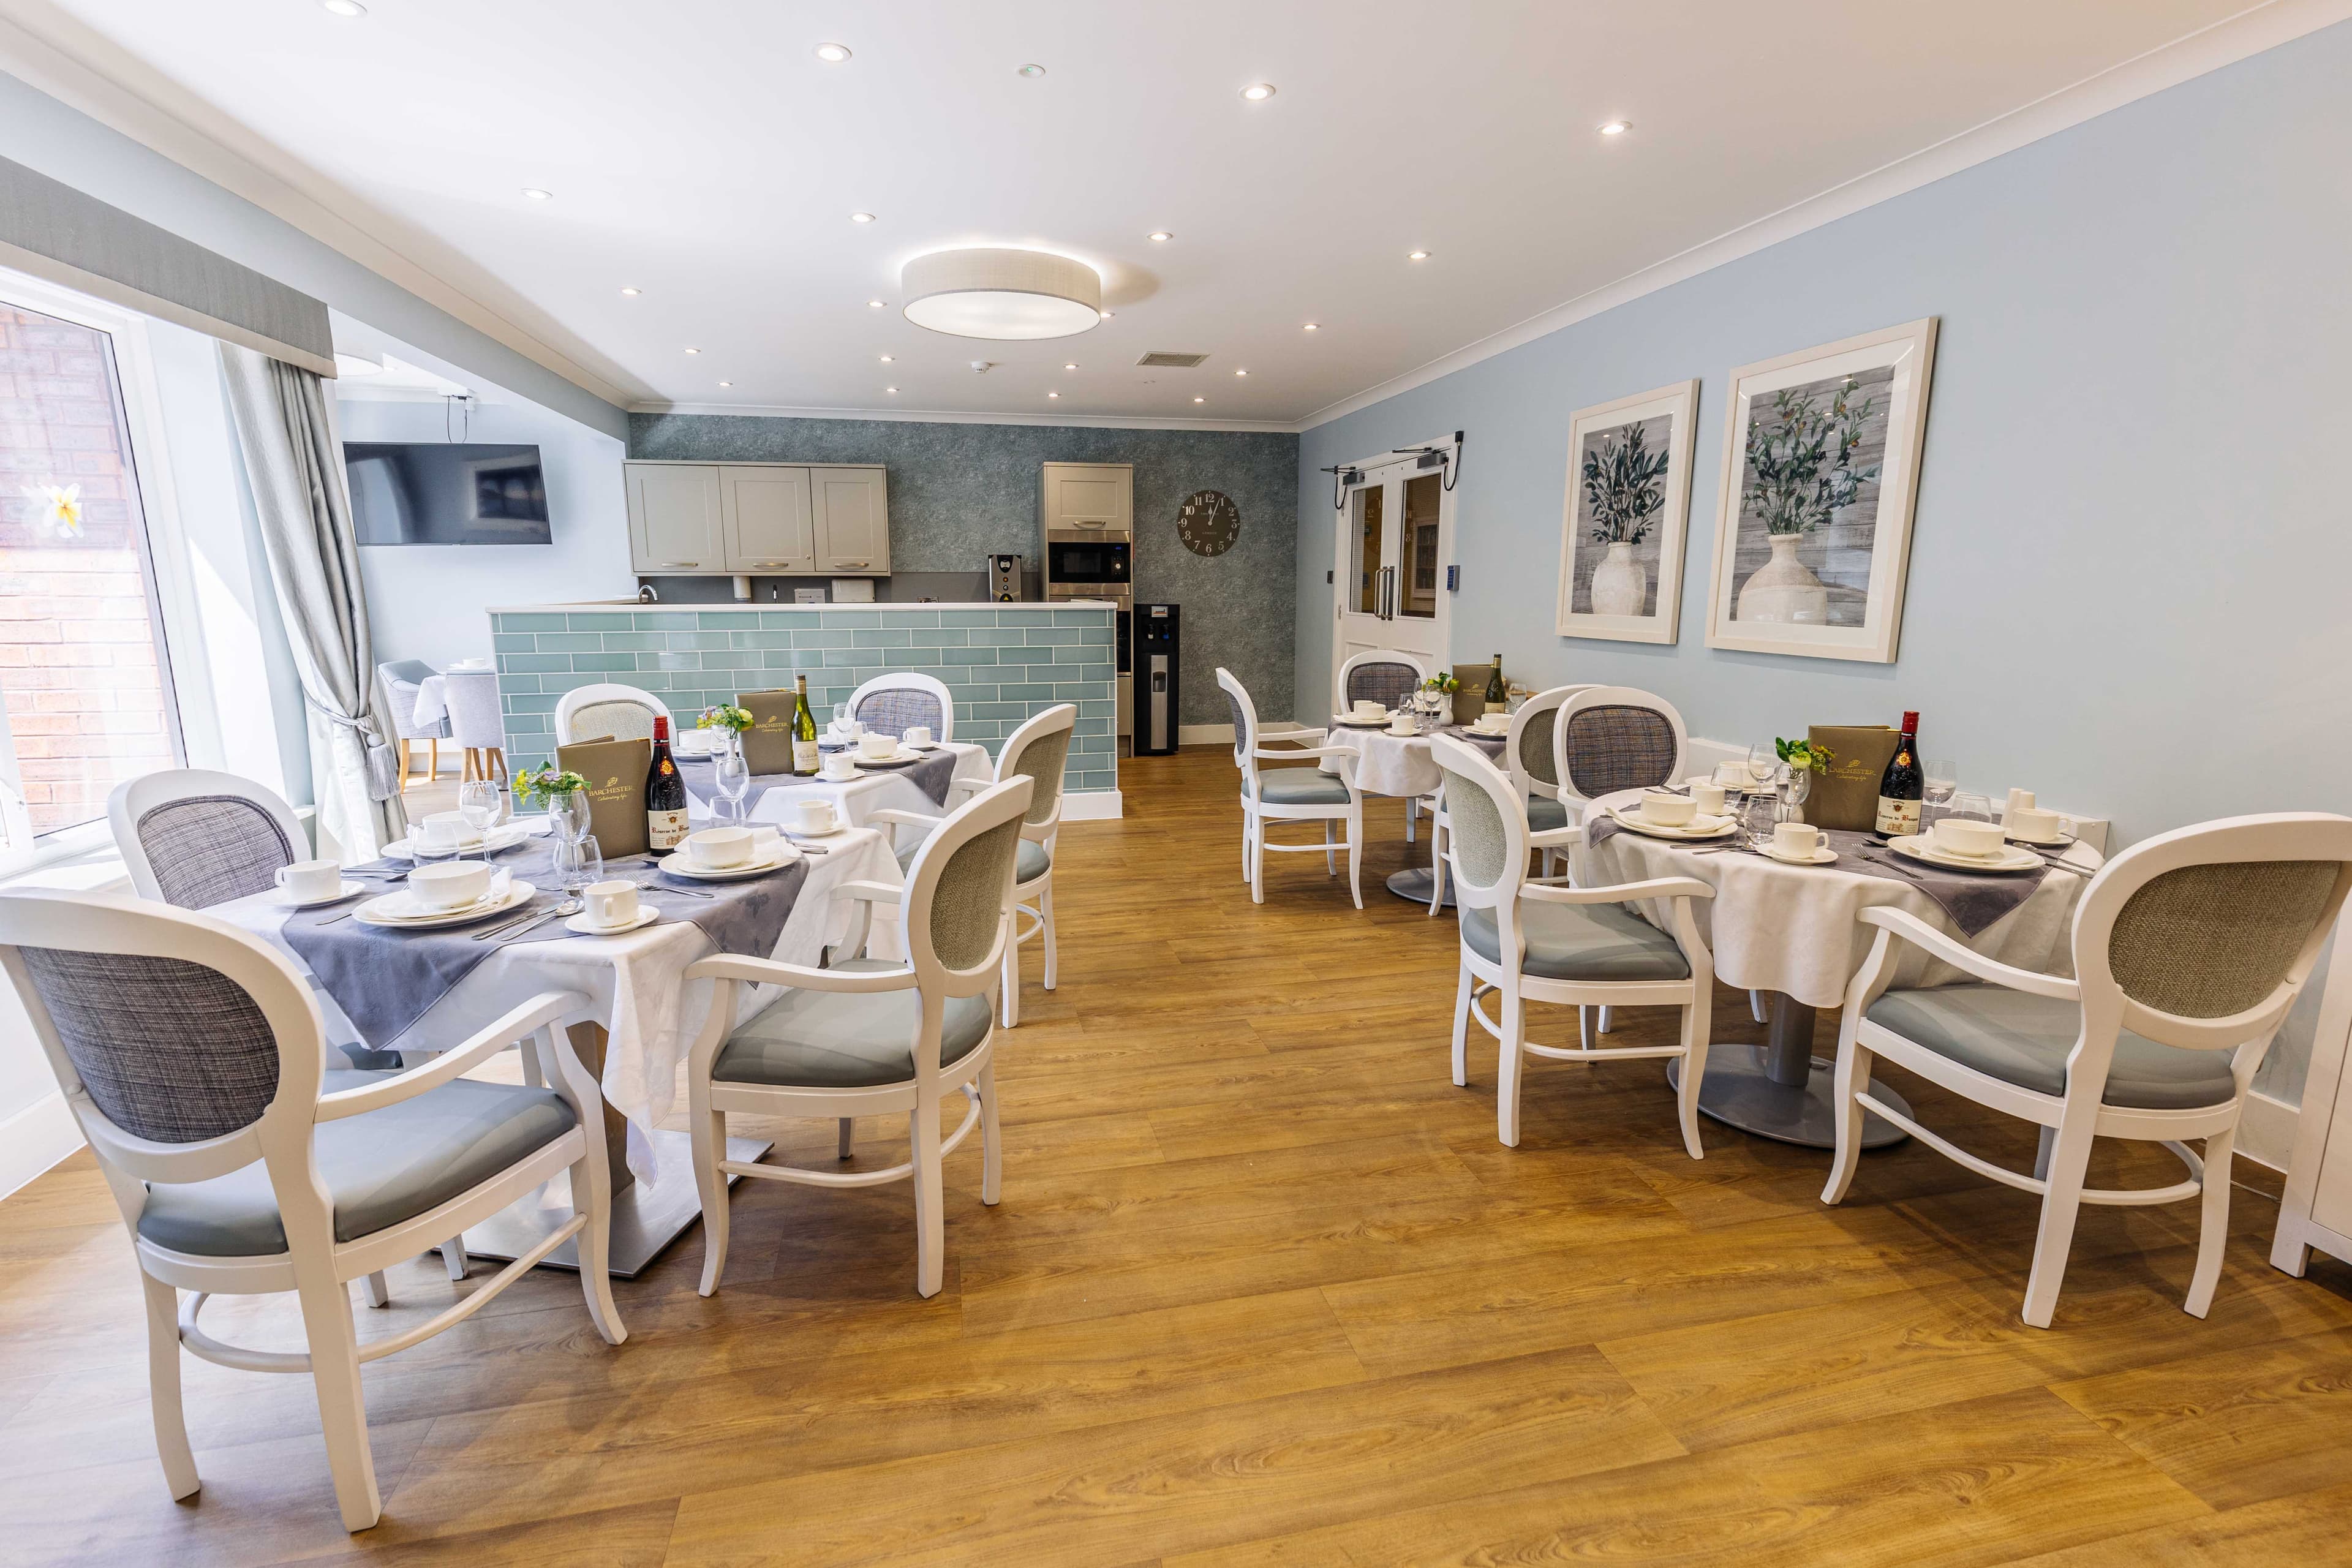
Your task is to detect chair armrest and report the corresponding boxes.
[865,808,941,830]
[835,880,901,905]
[1858,907,2081,1000]
[1521,875,1713,905]
[1255,745,1357,763]
[686,954,914,991]
[1259,725,1329,747]
[1528,825,1580,848]
[315,990,586,1122]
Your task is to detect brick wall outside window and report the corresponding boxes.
[0,304,179,839]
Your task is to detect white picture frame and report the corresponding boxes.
[1703,317,1938,663]
[1555,379,1698,644]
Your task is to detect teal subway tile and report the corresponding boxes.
[938,611,999,627]
[998,609,1055,625]
[758,611,821,629]
[505,713,549,733]
[538,673,604,695]
[793,630,854,649]
[492,633,538,654]
[821,610,881,629]
[497,674,540,695]
[1050,645,1097,665]
[496,612,568,632]
[502,654,570,674]
[599,631,666,651]
[971,628,1028,646]
[633,612,699,630]
[1000,683,1055,701]
[1074,717,1112,736]
[853,629,913,648]
[533,632,603,652]
[820,649,868,667]
[1079,663,1114,682]
[565,654,637,673]
[696,612,745,629]
[672,631,734,651]
[646,651,701,671]
[507,693,559,714]
[701,650,758,669]
[794,649,829,669]
[565,613,636,631]
[1025,628,1080,646]
[891,610,940,628]
[1081,625,1113,645]
[625,671,670,690]
[917,628,970,647]
[1077,699,1115,718]
[941,647,998,665]
[761,649,799,669]
[951,684,1000,705]
[1052,682,1099,702]
[971,701,1027,720]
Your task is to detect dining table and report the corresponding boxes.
[1574,787,2105,1149]
[1317,715,1510,906]
[673,734,993,835]
[211,815,904,1275]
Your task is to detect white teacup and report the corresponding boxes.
[274,858,342,902]
[904,725,933,747]
[1473,713,1509,734]
[2010,806,2066,842]
[859,731,896,760]
[1688,781,1727,816]
[796,799,839,836]
[1932,816,2007,858]
[686,826,752,869]
[410,860,492,912]
[421,809,481,848]
[1352,699,1385,719]
[1638,790,1696,828]
[582,880,639,929]
[1712,761,1748,787]
[820,752,858,782]
[1387,715,1417,736]
[1771,822,1828,859]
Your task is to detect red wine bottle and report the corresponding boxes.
[645,715,689,854]
[1874,710,1922,836]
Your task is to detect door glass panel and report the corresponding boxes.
[1349,484,1384,614]
[1400,473,1440,619]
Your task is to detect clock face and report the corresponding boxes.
[1177,489,1241,557]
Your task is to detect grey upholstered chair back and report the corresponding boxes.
[1561,704,1678,797]
[442,669,505,749]
[1002,707,1075,826]
[1344,660,1420,710]
[1517,706,1559,788]
[2106,862,2342,1019]
[137,796,295,909]
[925,813,1026,972]
[377,660,446,741]
[1435,756,1513,892]
[571,698,657,745]
[1223,683,1252,766]
[854,685,946,739]
[14,946,279,1144]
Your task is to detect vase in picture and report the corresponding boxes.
[1589,540,1647,617]
[1736,534,1830,624]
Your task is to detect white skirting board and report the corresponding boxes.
[1061,790,1123,821]
[0,1091,83,1200]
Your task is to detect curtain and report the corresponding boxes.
[218,343,407,861]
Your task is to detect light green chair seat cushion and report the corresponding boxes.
[137,1072,578,1257]
[713,959,991,1089]
[1864,985,2236,1110]
[898,834,1048,884]
[1461,899,1691,982]
[1526,795,1570,833]
[1256,769,1351,807]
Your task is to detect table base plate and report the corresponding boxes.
[1667,1049,1912,1150]
[1385,867,1455,910]
[462,1129,771,1279]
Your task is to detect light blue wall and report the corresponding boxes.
[1298,22,2352,1100]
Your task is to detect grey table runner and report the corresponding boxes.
[284,840,810,1048]
[1434,725,1509,753]
[1586,818,2051,938]
[676,745,959,813]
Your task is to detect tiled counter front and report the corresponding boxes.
[488,605,1117,797]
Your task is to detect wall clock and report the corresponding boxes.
[1177,489,1241,557]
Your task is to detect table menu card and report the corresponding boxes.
[1449,665,1491,728]
[557,736,651,858]
[1807,725,1900,832]
[739,688,797,776]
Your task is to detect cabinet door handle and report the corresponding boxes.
[834,560,869,568]
[658,560,700,568]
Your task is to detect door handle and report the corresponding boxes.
[835,560,870,568]
[658,560,699,568]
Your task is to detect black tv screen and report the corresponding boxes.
[345,442,551,545]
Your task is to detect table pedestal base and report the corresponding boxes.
[462,1129,771,1279]
[1384,867,1455,909]
[1662,993,1910,1150]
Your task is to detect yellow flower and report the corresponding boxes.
[28,483,83,538]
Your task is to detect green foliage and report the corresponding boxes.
[513,764,587,806]
[1581,420,1672,546]
[700,703,754,733]
[1774,737,1834,774]
[1743,378,1881,537]
[1422,673,1460,693]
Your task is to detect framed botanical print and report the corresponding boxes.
[1555,379,1698,644]
[1703,317,1938,663]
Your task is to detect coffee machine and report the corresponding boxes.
[985,554,1023,602]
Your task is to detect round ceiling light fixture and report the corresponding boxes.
[1017,63,1046,78]
[1240,83,1276,102]
[320,0,366,15]
[850,211,876,224]
[521,187,553,201]
[814,42,851,62]
[900,247,1102,340]
[1599,119,1631,136]
[619,286,641,296]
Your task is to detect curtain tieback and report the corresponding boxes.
[308,696,399,801]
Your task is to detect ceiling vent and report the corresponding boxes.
[1135,351,1210,368]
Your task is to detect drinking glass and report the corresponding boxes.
[547,788,590,846]
[1923,760,1958,820]
[713,733,752,822]
[1741,791,1782,850]
[1746,742,1778,790]
[411,816,461,870]
[831,701,852,735]
[458,780,502,853]
[1947,791,1994,825]
[555,834,602,897]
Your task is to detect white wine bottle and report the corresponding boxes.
[791,676,820,775]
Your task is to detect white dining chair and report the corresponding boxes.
[553,680,668,746]
[1431,735,1717,1156]
[0,891,623,1532]
[1426,682,1594,915]
[1219,668,1364,908]
[440,668,509,787]
[109,769,307,910]
[848,671,955,742]
[872,703,1076,1028]
[684,775,1035,1299]
[1336,649,1434,842]
[1551,685,1690,826]
[376,660,445,793]
[1822,812,2352,1328]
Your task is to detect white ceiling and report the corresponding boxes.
[1,0,2297,426]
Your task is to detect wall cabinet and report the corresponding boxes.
[625,461,888,576]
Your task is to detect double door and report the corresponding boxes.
[1332,454,1452,708]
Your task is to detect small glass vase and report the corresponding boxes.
[1774,765,1813,824]
[547,788,590,845]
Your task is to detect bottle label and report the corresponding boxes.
[647,808,690,850]
[792,738,820,774]
[1875,796,1921,836]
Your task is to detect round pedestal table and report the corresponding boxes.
[1573,788,2103,1149]
[1319,720,1509,907]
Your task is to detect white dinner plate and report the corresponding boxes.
[1605,804,1738,841]
[564,907,662,937]
[1755,844,1839,866]
[355,879,536,930]
[1890,835,2046,874]
[276,878,370,910]
[658,848,802,881]
[380,822,532,861]
[1331,713,1395,728]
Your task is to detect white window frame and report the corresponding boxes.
[0,266,225,876]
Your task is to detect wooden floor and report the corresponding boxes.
[7,744,2352,1566]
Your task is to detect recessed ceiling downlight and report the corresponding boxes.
[1240,83,1276,101]
[814,42,851,62]
[1599,119,1631,136]
[320,0,366,15]
[901,248,1102,341]
[1017,63,1046,77]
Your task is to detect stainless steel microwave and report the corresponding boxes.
[1046,537,1130,585]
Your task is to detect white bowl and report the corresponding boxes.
[858,732,896,760]
[684,826,753,869]
[1932,817,2006,858]
[410,861,492,912]
[1638,790,1696,828]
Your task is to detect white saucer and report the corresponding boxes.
[660,848,802,881]
[1756,844,1839,866]
[2006,830,2074,848]
[565,907,661,937]
[853,747,923,767]
[815,771,862,785]
[902,740,942,752]
[1605,804,1738,841]
[1891,835,2045,874]
[277,878,369,909]
[382,823,530,861]
[355,879,535,929]
[786,823,854,843]
[1332,713,1394,728]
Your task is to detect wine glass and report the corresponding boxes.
[713,733,752,822]
[831,701,853,737]
[1923,759,1958,822]
[556,833,602,897]
[458,780,502,854]
[1746,741,1779,791]
[1947,791,1994,827]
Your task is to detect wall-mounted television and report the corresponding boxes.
[345,442,552,545]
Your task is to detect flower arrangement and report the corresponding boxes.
[512,764,588,807]
[1742,379,1881,537]
[1421,673,1460,695]
[1774,737,1834,774]
[1581,422,1672,546]
[699,703,753,733]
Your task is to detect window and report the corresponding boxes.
[0,298,187,851]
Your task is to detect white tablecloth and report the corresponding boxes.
[1573,788,2103,1009]
[1317,722,1442,798]
[682,739,992,838]
[214,823,903,1175]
